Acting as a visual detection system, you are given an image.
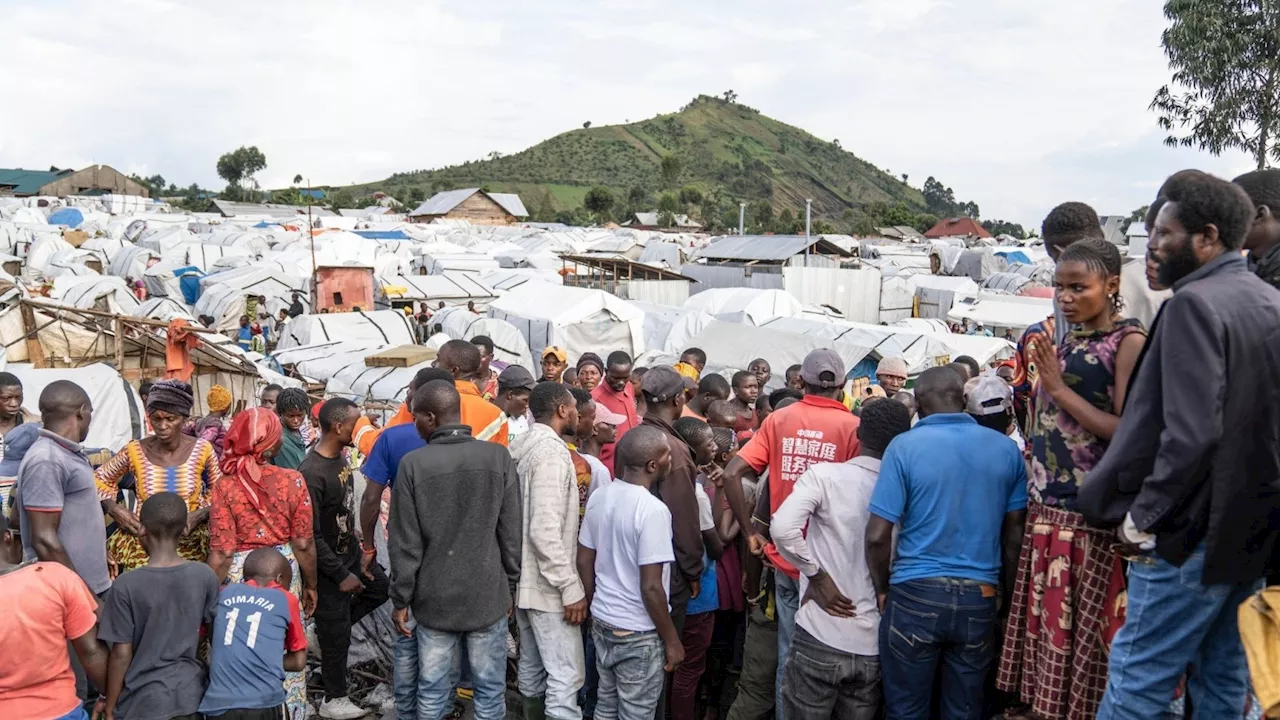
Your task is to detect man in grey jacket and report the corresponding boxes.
[511,381,589,720]
[389,380,522,720]
[1081,170,1280,720]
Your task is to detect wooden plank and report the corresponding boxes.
[20,302,46,369]
[364,344,435,368]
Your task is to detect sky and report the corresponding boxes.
[0,0,1259,227]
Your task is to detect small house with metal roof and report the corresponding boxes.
[407,188,528,225]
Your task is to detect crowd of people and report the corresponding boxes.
[2,166,1280,720]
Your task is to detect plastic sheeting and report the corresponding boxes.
[429,307,535,372]
[982,272,1033,294]
[488,281,645,362]
[947,293,1054,333]
[757,317,951,375]
[47,207,85,228]
[630,301,716,355]
[9,363,144,450]
[382,273,497,306]
[25,233,74,280]
[952,248,1008,282]
[678,320,875,384]
[50,276,141,315]
[276,310,415,351]
[682,288,802,326]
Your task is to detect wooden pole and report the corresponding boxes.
[112,316,126,373]
[20,302,46,369]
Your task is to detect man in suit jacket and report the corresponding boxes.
[1081,170,1280,720]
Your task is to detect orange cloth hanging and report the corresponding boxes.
[165,319,202,381]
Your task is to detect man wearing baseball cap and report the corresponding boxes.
[875,356,910,396]
[721,348,862,713]
[541,347,569,383]
[496,366,538,440]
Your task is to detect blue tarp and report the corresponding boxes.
[253,221,273,228]
[47,207,84,228]
[993,249,1032,265]
[352,230,410,240]
[175,266,205,305]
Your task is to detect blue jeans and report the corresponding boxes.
[54,707,89,720]
[879,577,998,720]
[592,620,666,720]
[1097,546,1261,720]
[395,615,420,719]
[579,620,600,717]
[416,616,509,720]
[775,572,800,720]
[781,627,880,720]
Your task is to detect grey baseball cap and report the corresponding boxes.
[800,349,846,389]
[498,365,537,391]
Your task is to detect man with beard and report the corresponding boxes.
[1081,170,1280,720]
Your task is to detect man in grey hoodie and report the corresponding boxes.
[510,381,590,720]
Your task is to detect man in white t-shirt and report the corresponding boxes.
[577,426,685,720]
[772,399,913,720]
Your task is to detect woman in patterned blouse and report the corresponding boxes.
[96,379,222,573]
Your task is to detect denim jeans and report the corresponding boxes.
[879,577,998,720]
[416,616,509,720]
[579,620,600,717]
[774,573,800,720]
[395,615,420,719]
[518,608,586,720]
[1096,546,1262,720]
[592,620,666,720]
[781,627,880,720]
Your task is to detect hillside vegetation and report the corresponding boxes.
[346,95,972,233]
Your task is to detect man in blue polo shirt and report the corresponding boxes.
[865,367,1027,720]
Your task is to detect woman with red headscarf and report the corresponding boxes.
[207,407,317,720]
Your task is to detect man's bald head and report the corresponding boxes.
[39,380,90,418]
[615,425,669,474]
[437,340,482,380]
[413,379,462,422]
[914,367,965,418]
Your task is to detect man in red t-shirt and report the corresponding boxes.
[721,348,860,714]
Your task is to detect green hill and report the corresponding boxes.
[349,95,929,231]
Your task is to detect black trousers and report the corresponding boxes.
[204,707,285,720]
[314,561,391,699]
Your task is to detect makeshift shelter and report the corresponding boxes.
[107,245,158,282]
[677,320,874,385]
[9,364,142,450]
[430,307,535,372]
[379,273,497,310]
[947,293,1053,334]
[25,233,74,280]
[275,310,415,352]
[907,274,980,319]
[952,248,1008,282]
[195,266,307,331]
[982,272,1034,294]
[47,207,85,228]
[50,276,141,315]
[315,266,375,312]
[630,301,717,356]
[682,288,803,326]
[488,282,645,361]
[758,317,952,376]
[0,300,262,415]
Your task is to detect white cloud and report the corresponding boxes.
[0,0,1253,226]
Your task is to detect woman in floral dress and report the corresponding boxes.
[996,238,1146,719]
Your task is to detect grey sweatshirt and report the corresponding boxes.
[388,425,523,632]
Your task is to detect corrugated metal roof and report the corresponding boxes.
[631,212,701,228]
[408,189,529,218]
[695,235,854,262]
[409,188,477,216]
[212,199,335,218]
[0,168,66,194]
[488,192,528,218]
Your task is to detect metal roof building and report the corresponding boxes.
[408,189,528,223]
[694,235,854,263]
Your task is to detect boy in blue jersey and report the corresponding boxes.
[199,547,309,720]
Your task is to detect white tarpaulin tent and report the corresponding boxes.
[195,266,308,330]
[682,288,803,326]
[381,273,498,308]
[678,320,873,384]
[276,310,415,351]
[50,276,141,315]
[9,363,144,451]
[757,316,953,375]
[947,293,1053,333]
[630,301,716,355]
[430,307,535,372]
[488,281,645,361]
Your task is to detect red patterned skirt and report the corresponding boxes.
[997,502,1128,720]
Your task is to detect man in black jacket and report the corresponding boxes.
[1233,168,1280,290]
[301,398,391,720]
[389,380,522,720]
[1081,170,1280,720]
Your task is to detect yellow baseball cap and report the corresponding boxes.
[542,346,568,363]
